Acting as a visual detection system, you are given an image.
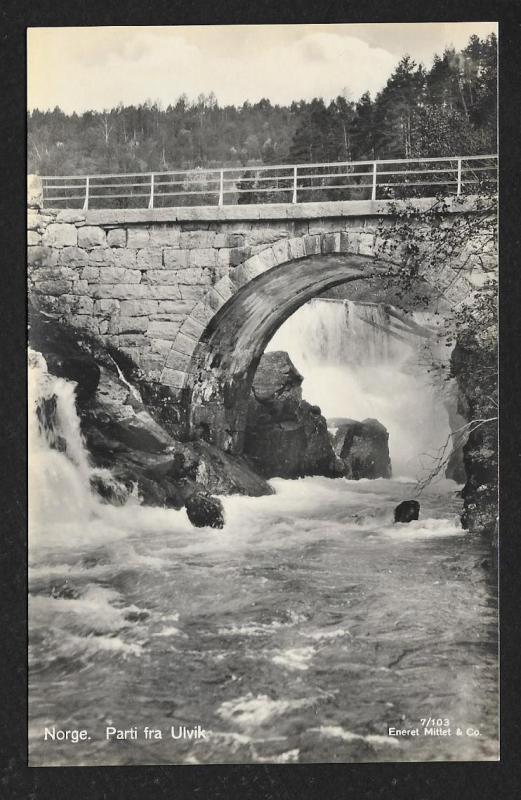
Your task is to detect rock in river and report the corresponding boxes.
[394,500,420,523]
[185,490,225,529]
[244,351,340,479]
[333,418,392,480]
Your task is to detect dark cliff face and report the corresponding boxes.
[244,351,341,479]
[451,336,498,542]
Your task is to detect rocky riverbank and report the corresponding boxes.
[29,304,273,519]
[451,334,498,546]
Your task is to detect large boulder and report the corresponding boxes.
[244,351,340,479]
[333,418,392,480]
[394,500,420,523]
[185,490,224,529]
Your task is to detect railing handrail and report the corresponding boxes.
[39,154,498,182]
[36,154,498,210]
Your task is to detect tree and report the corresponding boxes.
[373,190,497,530]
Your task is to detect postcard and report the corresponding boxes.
[27,22,498,766]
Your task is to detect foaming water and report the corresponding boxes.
[267,299,451,478]
[28,353,497,765]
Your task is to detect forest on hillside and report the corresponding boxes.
[28,33,496,177]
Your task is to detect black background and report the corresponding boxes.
[1,1,520,797]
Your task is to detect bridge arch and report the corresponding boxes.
[170,229,422,453]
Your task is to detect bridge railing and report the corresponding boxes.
[39,154,498,210]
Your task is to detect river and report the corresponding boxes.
[28,299,498,765]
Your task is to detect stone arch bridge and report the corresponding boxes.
[28,193,496,453]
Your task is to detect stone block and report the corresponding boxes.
[213,275,235,303]
[214,232,245,248]
[233,257,265,286]
[67,314,99,335]
[179,230,216,248]
[118,334,148,348]
[31,266,77,282]
[77,226,107,249]
[59,246,89,266]
[137,247,163,269]
[149,226,180,246]
[72,279,89,294]
[92,284,152,300]
[287,237,306,260]
[272,239,291,264]
[94,298,120,315]
[32,279,73,295]
[165,348,192,371]
[146,320,183,341]
[27,230,41,246]
[245,228,290,246]
[155,300,186,315]
[204,288,226,313]
[189,248,217,268]
[127,228,150,248]
[42,223,78,248]
[61,295,94,315]
[303,234,321,256]
[139,353,167,379]
[309,219,341,235]
[145,285,183,300]
[148,267,210,286]
[339,231,351,253]
[85,246,114,264]
[216,248,232,268]
[56,210,86,225]
[178,285,205,303]
[229,246,251,267]
[28,212,53,232]
[112,248,137,268]
[190,302,214,326]
[358,232,376,256]
[148,312,186,325]
[172,331,198,356]
[163,248,189,269]
[118,316,149,334]
[120,299,158,316]
[107,228,126,247]
[149,338,174,356]
[257,247,277,269]
[161,368,188,389]
[28,246,59,268]
[81,266,100,281]
[180,316,206,340]
[98,266,141,284]
[321,232,341,254]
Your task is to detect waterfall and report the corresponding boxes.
[266,299,451,479]
[28,349,130,530]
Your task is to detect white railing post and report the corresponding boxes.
[371,161,377,201]
[218,170,224,206]
[148,174,155,209]
[82,176,90,211]
[292,166,298,203]
[456,158,462,196]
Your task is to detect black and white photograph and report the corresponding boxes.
[26,22,498,767]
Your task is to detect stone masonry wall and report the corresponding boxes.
[28,208,375,390]
[28,194,494,397]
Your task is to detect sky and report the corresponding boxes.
[27,23,497,113]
